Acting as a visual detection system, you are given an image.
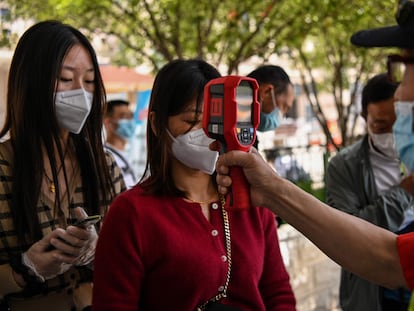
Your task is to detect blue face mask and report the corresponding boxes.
[392,101,414,171]
[116,118,136,140]
[257,107,282,132]
[257,89,283,132]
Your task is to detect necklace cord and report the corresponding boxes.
[44,164,64,193]
[43,147,68,193]
[184,195,217,205]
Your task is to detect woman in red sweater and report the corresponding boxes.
[92,59,296,311]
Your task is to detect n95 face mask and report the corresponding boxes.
[167,128,219,175]
[55,88,93,134]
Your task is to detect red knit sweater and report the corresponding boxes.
[92,186,296,310]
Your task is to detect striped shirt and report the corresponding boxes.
[0,139,125,303]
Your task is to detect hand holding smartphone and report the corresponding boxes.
[45,215,101,251]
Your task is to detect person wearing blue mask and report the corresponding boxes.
[247,65,294,149]
[103,99,137,189]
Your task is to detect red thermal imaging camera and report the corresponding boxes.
[203,76,260,210]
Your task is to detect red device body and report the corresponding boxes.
[203,76,260,210]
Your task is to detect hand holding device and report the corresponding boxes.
[203,76,260,210]
[21,229,75,282]
[70,209,100,266]
[73,224,98,266]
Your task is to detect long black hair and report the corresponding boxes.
[0,20,115,244]
[141,59,221,197]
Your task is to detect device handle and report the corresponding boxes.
[225,166,250,210]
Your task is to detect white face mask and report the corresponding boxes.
[369,131,398,158]
[167,128,219,175]
[55,88,93,134]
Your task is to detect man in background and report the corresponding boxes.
[326,73,414,311]
[103,99,137,189]
[247,65,294,149]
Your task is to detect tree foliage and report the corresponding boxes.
[5,0,399,148]
[283,0,397,148]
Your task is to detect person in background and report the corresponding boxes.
[247,65,295,227]
[92,59,296,311]
[326,73,413,311]
[214,0,414,297]
[247,65,294,149]
[0,20,125,310]
[103,99,137,189]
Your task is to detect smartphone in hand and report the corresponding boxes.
[73,215,102,228]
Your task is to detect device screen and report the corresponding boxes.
[235,82,253,124]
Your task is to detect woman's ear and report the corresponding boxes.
[149,111,157,136]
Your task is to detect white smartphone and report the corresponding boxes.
[73,215,102,228]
